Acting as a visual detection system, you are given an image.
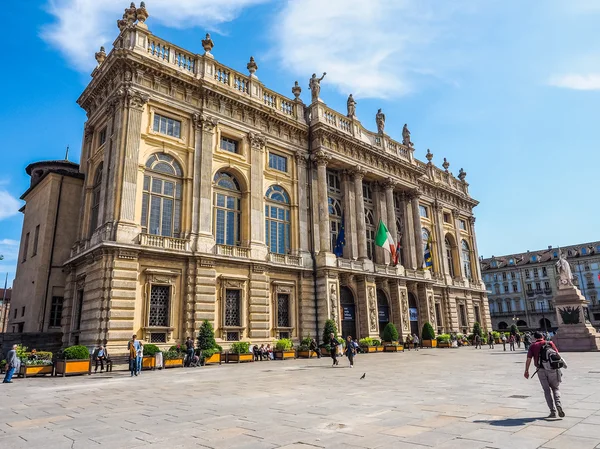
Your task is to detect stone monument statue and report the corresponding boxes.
[375,109,385,134]
[402,124,413,147]
[309,72,326,103]
[556,251,574,286]
[347,94,356,117]
[330,284,338,322]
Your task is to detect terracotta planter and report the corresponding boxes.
[297,350,318,358]
[142,355,156,370]
[273,350,296,360]
[55,359,91,377]
[164,358,184,368]
[422,340,438,348]
[226,353,253,363]
[20,364,54,378]
[203,353,221,365]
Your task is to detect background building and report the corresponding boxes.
[0,287,12,333]
[481,241,600,331]
[8,4,489,353]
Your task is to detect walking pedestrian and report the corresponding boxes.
[345,336,355,367]
[128,335,141,377]
[2,344,19,384]
[329,333,339,366]
[524,331,566,418]
[405,334,412,351]
[412,334,419,351]
[501,333,507,351]
[509,334,516,351]
[184,336,194,366]
[488,332,494,349]
[309,339,321,358]
[516,333,522,349]
[136,341,144,374]
[474,334,481,349]
[524,332,531,350]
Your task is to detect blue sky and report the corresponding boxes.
[1,1,599,285]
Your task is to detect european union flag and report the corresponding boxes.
[334,213,346,257]
[424,236,433,270]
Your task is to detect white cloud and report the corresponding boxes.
[272,0,473,99]
[0,191,21,221]
[42,0,271,72]
[548,74,600,90]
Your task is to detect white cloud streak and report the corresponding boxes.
[42,0,271,72]
[0,191,21,221]
[548,74,600,90]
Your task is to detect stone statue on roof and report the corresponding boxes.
[309,72,326,103]
[402,124,413,147]
[376,109,385,134]
[347,94,356,117]
[556,251,574,286]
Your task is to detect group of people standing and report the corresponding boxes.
[404,334,420,351]
[127,334,143,376]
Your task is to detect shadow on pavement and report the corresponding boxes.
[473,417,542,427]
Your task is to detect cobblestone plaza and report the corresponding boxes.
[2,348,599,449]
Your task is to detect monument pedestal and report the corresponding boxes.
[553,284,600,352]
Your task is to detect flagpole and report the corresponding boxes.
[1,273,7,333]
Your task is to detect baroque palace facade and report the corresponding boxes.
[8,3,489,352]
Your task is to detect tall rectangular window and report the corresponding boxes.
[49,296,64,328]
[75,290,84,331]
[277,294,290,328]
[220,137,238,153]
[32,225,40,256]
[474,305,481,324]
[525,269,530,279]
[99,127,107,146]
[458,304,467,329]
[22,233,30,262]
[225,289,241,327]
[153,114,181,138]
[21,306,25,317]
[268,153,288,172]
[419,205,429,218]
[502,272,507,281]
[527,283,532,292]
[504,285,509,293]
[459,219,466,230]
[149,285,170,327]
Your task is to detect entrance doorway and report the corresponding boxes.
[408,292,419,336]
[340,287,357,339]
[377,289,390,339]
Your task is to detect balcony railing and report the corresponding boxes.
[268,253,302,267]
[139,234,190,251]
[214,244,249,258]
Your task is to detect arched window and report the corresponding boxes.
[213,172,241,246]
[141,154,183,237]
[90,163,103,234]
[461,240,473,280]
[265,185,290,254]
[444,237,455,277]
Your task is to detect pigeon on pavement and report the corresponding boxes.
[360,373,366,379]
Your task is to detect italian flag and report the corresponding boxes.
[375,220,396,261]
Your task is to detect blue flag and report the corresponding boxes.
[334,213,346,257]
[424,235,433,270]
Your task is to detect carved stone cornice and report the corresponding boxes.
[116,87,149,110]
[248,132,267,151]
[312,150,331,167]
[452,208,460,219]
[350,166,366,181]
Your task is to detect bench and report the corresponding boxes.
[104,355,130,372]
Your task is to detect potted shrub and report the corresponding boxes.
[421,322,437,347]
[20,350,54,378]
[163,348,185,368]
[273,338,295,360]
[320,319,338,357]
[492,331,501,344]
[436,334,451,348]
[382,323,403,352]
[142,344,161,370]
[55,345,91,376]
[227,342,253,363]
[297,337,317,358]
[0,359,6,374]
[359,337,376,353]
[509,324,518,336]
[197,320,222,365]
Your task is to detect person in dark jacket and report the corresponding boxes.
[329,333,339,366]
[345,336,355,368]
[3,345,19,384]
[309,339,321,358]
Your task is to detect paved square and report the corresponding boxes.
[1,347,599,448]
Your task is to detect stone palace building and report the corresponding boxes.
[8,3,490,352]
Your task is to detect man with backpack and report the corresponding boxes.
[524,331,566,418]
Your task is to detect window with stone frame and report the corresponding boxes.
[153,113,181,138]
[276,293,291,328]
[542,267,547,276]
[394,194,404,266]
[213,172,241,246]
[220,136,239,153]
[149,285,170,327]
[419,205,429,218]
[444,236,455,277]
[49,296,63,328]
[224,289,241,328]
[90,163,103,235]
[461,240,473,280]
[513,283,518,292]
[327,170,342,252]
[265,185,291,255]
[141,154,183,238]
[363,183,376,261]
[474,305,481,324]
[74,290,84,331]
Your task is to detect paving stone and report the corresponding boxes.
[542,435,600,449]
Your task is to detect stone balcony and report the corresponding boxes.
[139,233,190,251]
[214,244,250,258]
[268,252,302,267]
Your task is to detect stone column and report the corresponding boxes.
[341,171,357,259]
[313,151,331,254]
[383,179,398,245]
[434,202,450,278]
[249,133,268,260]
[296,153,309,254]
[115,89,148,243]
[352,167,368,260]
[411,191,424,269]
[399,193,416,269]
[372,183,387,264]
[77,124,94,241]
[452,209,466,279]
[193,114,218,253]
[468,216,483,283]
[103,96,124,232]
[390,280,409,339]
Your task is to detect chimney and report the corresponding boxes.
[548,245,552,250]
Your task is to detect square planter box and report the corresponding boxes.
[20,364,54,378]
[361,346,379,353]
[55,359,91,377]
[375,346,384,352]
[320,348,331,357]
[273,350,295,360]
[297,350,318,358]
[384,345,404,352]
[204,353,222,365]
[226,353,253,363]
[164,358,184,368]
[437,342,452,348]
[142,355,156,370]
[422,340,438,348]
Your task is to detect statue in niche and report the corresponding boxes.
[402,124,413,147]
[330,284,338,322]
[556,251,574,286]
[347,94,356,117]
[376,109,385,134]
[309,72,326,102]
[368,287,377,331]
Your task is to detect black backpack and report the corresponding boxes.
[539,343,564,370]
